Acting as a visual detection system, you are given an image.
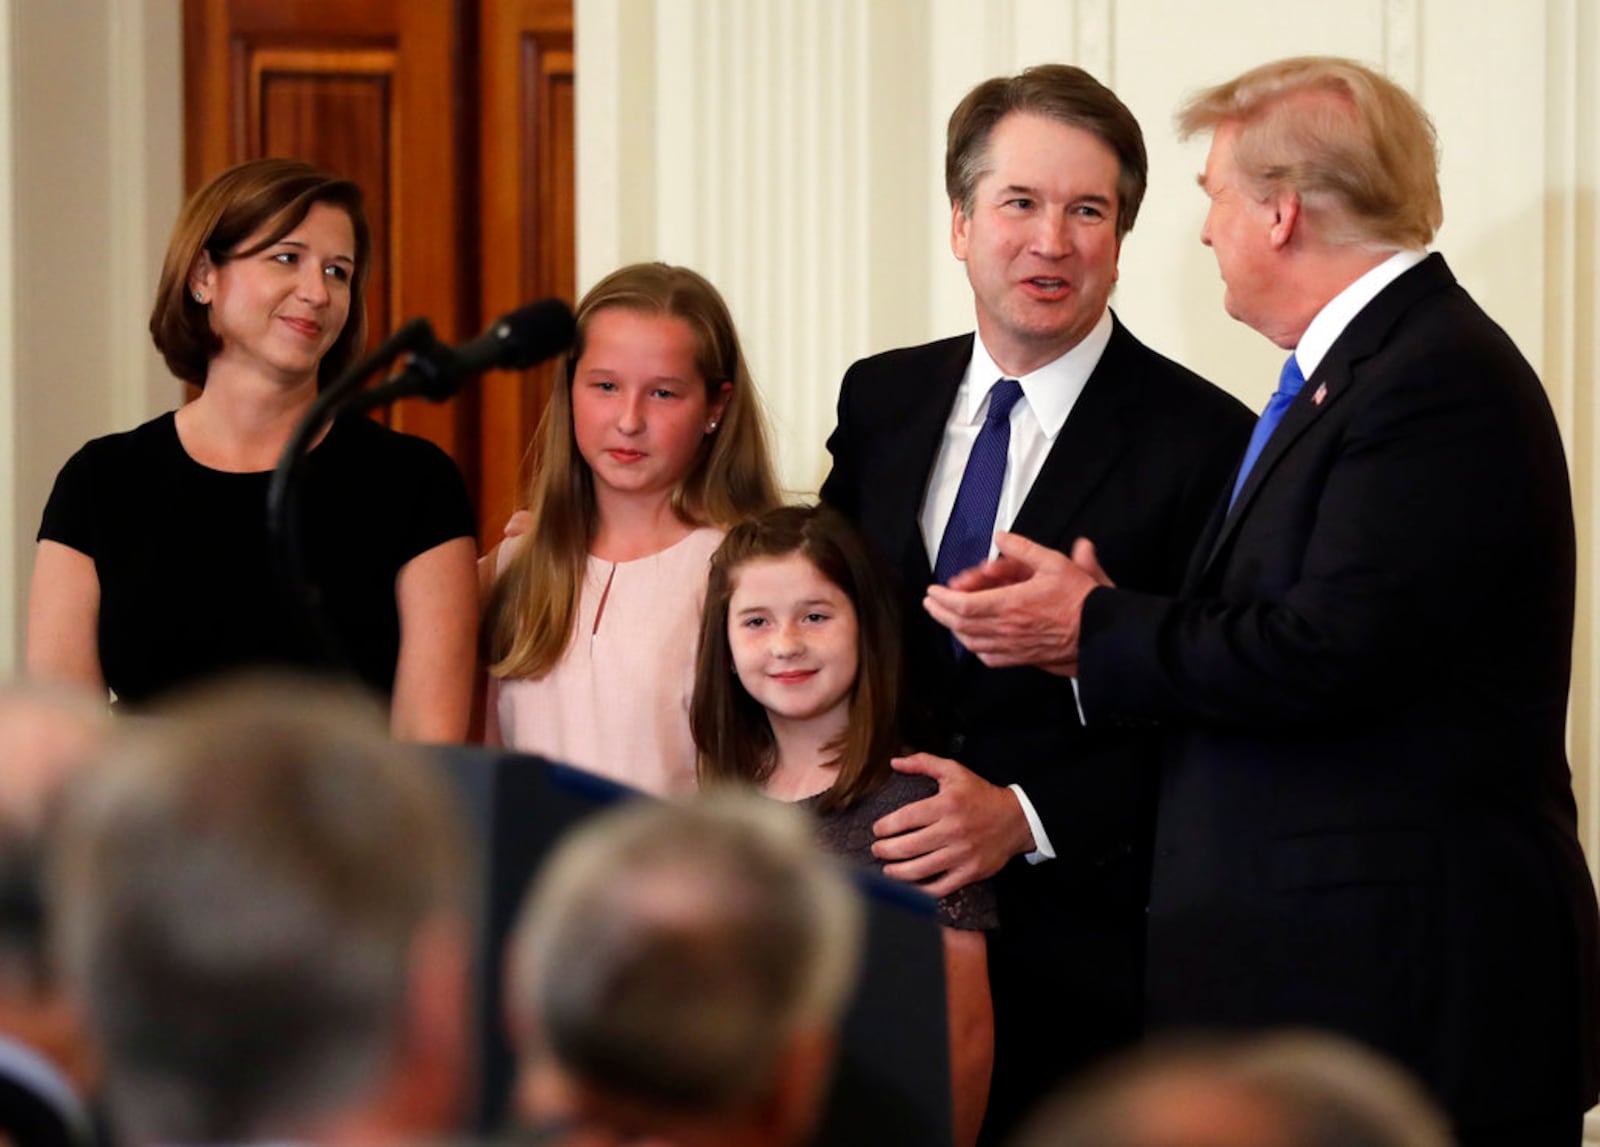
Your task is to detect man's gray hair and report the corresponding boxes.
[0,681,105,993]
[50,676,469,1144]
[507,791,863,1113]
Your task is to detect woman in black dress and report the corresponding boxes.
[27,159,477,739]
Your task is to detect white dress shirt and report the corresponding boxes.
[1295,249,1427,376]
[920,308,1114,863]
[919,308,1113,561]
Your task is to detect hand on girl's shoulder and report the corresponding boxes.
[477,511,532,597]
[503,509,532,539]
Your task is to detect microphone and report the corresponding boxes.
[376,298,577,405]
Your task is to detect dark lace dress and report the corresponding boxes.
[799,770,998,931]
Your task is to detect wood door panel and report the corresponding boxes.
[479,1,575,544]
[253,59,394,343]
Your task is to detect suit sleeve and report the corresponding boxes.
[1078,333,1569,731]
[1018,396,1251,860]
[818,364,859,518]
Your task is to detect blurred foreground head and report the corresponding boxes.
[51,676,471,1146]
[1013,1031,1452,1147]
[507,792,864,1147]
[0,682,107,1145]
[0,682,105,1002]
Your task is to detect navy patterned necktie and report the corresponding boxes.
[1228,353,1306,508]
[934,378,1025,586]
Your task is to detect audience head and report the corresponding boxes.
[0,682,106,1094]
[1177,56,1441,252]
[506,791,864,1147]
[1012,1032,1453,1147]
[149,157,373,388]
[51,676,471,1145]
[946,64,1148,240]
[692,504,902,812]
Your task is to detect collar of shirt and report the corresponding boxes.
[961,306,1114,436]
[1294,248,1428,377]
[0,1033,93,1143]
[920,307,1116,569]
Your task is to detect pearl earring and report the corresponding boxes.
[705,420,720,434]
[193,290,205,304]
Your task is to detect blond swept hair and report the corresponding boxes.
[486,263,780,680]
[1178,56,1441,250]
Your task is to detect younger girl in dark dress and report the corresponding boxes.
[692,503,995,1147]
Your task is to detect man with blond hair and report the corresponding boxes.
[51,678,472,1146]
[504,793,863,1147]
[925,57,1600,1144]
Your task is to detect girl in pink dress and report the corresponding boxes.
[692,504,996,1147]
[482,264,779,793]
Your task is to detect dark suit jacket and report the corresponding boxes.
[821,314,1253,1127]
[1080,255,1600,1129]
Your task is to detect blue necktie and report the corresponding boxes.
[935,378,1025,586]
[1229,354,1305,508]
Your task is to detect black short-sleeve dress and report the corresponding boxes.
[37,411,475,706]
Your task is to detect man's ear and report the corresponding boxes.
[757,1026,836,1145]
[950,201,971,262]
[1268,187,1302,251]
[388,914,471,1134]
[517,1054,581,1126]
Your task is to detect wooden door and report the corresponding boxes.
[183,0,576,544]
[478,0,575,543]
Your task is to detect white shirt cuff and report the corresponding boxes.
[1009,784,1056,864]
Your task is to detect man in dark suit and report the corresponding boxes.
[926,57,1600,1147]
[820,65,1252,1143]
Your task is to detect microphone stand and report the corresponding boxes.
[265,317,442,672]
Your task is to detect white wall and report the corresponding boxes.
[0,0,181,676]
[576,0,1600,877]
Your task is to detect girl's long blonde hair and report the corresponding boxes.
[487,263,780,680]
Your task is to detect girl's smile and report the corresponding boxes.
[727,553,859,729]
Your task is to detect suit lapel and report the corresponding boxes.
[1009,316,1138,545]
[1203,357,1354,560]
[1198,254,1457,581]
[886,336,972,593]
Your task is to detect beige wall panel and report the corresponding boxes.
[0,1,182,674]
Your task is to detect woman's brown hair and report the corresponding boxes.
[486,262,780,681]
[149,157,372,388]
[691,504,902,813]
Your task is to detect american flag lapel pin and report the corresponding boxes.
[1311,381,1328,406]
